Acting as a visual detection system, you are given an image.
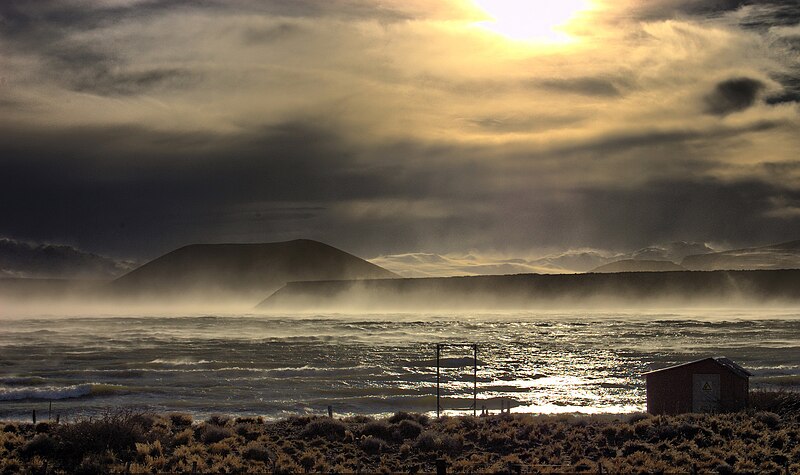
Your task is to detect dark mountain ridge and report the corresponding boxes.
[109,239,397,302]
[259,269,800,311]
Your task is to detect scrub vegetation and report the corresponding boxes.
[1,391,798,474]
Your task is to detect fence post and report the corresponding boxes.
[328,405,333,418]
[32,409,36,424]
[436,458,447,475]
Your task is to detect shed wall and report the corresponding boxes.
[646,359,748,415]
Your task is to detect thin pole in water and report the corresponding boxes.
[473,344,477,417]
[436,344,441,418]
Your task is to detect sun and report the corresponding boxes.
[472,0,593,44]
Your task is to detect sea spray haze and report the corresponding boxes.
[1,311,798,421]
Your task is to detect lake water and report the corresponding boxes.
[1,310,798,421]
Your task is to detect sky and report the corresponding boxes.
[1,0,799,263]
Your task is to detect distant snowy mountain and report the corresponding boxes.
[681,240,800,271]
[0,238,134,280]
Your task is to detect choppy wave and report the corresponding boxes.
[0,383,127,401]
[0,312,797,420]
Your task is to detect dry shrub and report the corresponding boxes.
[208,441,231,456]
[361,420,392,440]
[754,411,782,429]
[200,424,233,444]
[395,419,423,440]
[273,453,303,474]
[300,417,346,441]
[20,434,57,459]
[389,411,429,426]
[34,423,50,434]
[242,441,273,463]
[168,413,193,428]
[360,435,386,455]
[172,428,193,446]
[414,431,439,452]
[57,411,150,464]
[750,389,800,418]
[206,415,230,426]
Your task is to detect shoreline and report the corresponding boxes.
[2,401,798,473]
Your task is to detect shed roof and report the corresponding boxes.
[643,357,752,379]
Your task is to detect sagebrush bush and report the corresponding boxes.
[360,435,386,455]
[2,408,799,474]
[57,411,150,464]
[200,424,234,444]
[300,417,346,441]
[360,420,393,440]
[168,413,193,427]
[394,419,423,440]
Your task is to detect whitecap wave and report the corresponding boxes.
[0,383,125,401]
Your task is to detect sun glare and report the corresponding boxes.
[472,0,592,44]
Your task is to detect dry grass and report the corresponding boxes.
[1,397,798,474]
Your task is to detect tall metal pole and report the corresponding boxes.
[436,344,441,418]
[473,344,477,417]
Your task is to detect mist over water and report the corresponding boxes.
[1,311,798,421]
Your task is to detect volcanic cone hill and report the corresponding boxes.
[108,239,397,303]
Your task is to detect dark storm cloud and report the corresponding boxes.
[68,66,199,97]
[1,0,799,261]
[544,119,783,158]
[534,77,624,97]
[1,114,797,258]
[571,179,800,249]
[628,0,800,22]
[0,0,411,98]
[466,114,584,134]
[704,77,765,115]
[241,23,302,45]
[0,122,422,257]
[0,2,212,97]
[738,0,800,29]
[767,73,800,104]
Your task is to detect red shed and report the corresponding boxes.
[644,357,751,415]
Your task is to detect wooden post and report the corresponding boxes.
[436,458,447,475]
[328,405,333,418]
[49,401,52,421]
[32,409,36,424]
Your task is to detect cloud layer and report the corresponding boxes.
[0,0,798,260]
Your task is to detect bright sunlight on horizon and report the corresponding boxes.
[472,0,595,43]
